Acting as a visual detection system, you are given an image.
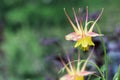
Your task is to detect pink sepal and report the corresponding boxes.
[65,32,81,41]
[86,32,103,37]
[78,71,95,76]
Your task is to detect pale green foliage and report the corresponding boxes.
[113,66,120,80]
[1,28,44,79]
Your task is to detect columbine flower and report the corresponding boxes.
[64,7,104,51]
[59,50,94,80]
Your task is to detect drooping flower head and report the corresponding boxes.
[64,7,104,51]
[59,50,94,80]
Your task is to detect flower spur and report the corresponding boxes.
[59,50,94,80]
[64,7,104,51]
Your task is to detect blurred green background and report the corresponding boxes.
[0,0,120,80]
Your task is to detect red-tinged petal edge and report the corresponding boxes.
[60,74,73,80]
[86,32,103,37]
[78,71,95,76]
[65,32,82,41]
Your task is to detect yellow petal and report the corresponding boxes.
[75,76,84,80]
[74,41,81,48]
[87,37,94,46]
[74,36,95,51]
[82,39,89,48]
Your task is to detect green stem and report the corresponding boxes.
[96,24,108,80]
[87,75,91,80]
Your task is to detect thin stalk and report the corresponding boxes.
[96,24,108,80]
[87,75,91,80]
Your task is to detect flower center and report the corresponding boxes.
[75,75,84,80]
[74,36,95,51]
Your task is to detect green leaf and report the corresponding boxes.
[93,77,101,80]
[6,8,27,23]
[100,65,106,73]
[113,66,120,80]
